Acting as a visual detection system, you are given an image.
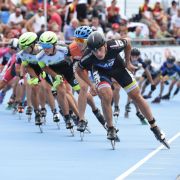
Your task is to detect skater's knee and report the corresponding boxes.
[98,87,112,103]
[80,84,88,93]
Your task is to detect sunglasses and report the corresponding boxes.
[75,38,87,44]
[40,43,53,49]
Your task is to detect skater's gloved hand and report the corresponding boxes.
[40,71,46,79]
[28,77,40,85]
[18,79,24,85]
[90,84,97,96]
[53,75,63,89]
[151,84,156,91]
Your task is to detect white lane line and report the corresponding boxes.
[115,132,180,180]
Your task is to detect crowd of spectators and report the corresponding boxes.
[0,0,180,45]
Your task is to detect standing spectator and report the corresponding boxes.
[76,0,88,21]
[64,18,79,41]
[48,6,62,31]
[25,8,45,33]
[64,0,78,25]
[107,0,120,24]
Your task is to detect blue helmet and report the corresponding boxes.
[74,26,93,39]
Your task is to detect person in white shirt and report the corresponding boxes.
[25,9,45,33]
[171,7,180,36]
[8,8,23,29]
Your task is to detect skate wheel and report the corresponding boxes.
[111,140,116,150]
[28,115,31,122]
[161,139,170,149]
[56,122,60,130]
[85,127,91,134]
[70,128,74,136]
[38,125,43,133]
[80,132,84,141]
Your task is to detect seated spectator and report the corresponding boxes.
[156,23,172,39]
[107,0,120,24]
[106,23,120,40]
[25,8,45,33]
[166,1,178,30]
[139,0,160,38]
[171,7,180,36]
[167,0,178,18]
[64,18,79,41]
[152,1,168,26]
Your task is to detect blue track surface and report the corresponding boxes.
[0,87,179,180]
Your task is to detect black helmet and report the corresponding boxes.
[87,31,106,51]
[131,48,140,56]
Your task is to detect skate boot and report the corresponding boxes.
[40,108,47,118]
[93,108,106,127]
[77,120,87,132]
[151,126,170,149]
[107,127,117,140]
[17,103,24,113]
[52,109,60,123]
[113,106,120,117]
[152,96,161,103]
[71,114,79,126]
[64,117,74,129]
[161,93,170,100]
[124,103,131,118]
[34,110,43,126]
[26,106,33,115]
[136,111,147,125]
[0,91,6,104]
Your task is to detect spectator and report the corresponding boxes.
[64,0,78,25]
[76,0,88,21]
[106,23,120,40]
[91,16,104,34]
[8,7,24,30]
[167,0,178,17]
[25,8,45,33]
[0,4,10,24]
[26,0,41,13]
[139,0,160,38]
[107,0,120,24]
[152,1,168,26]
[171,7,180,36]
[156,23,172,39]
[48,6,62,31]
[64,18,79,41]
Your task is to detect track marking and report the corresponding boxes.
[115,132,180,180]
